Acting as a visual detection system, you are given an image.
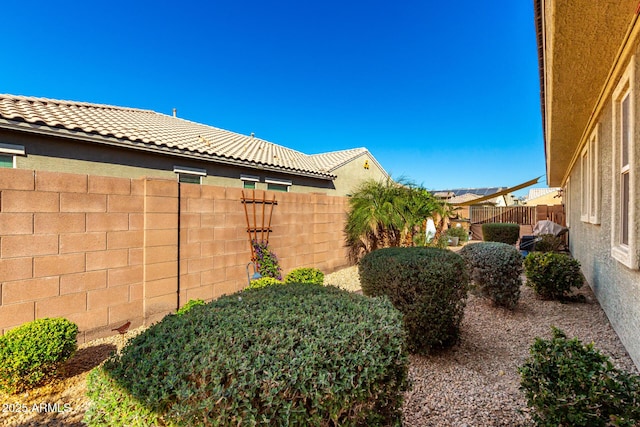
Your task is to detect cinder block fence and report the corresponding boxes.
[0,169,350,342]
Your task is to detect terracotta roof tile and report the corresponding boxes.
[0,94,334,179]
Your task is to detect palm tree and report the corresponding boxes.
[344,177,444,262]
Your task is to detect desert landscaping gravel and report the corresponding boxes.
[2,264,637,426]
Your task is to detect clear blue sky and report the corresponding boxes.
[2,0,545,194]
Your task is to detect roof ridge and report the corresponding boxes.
[0,93,155,114]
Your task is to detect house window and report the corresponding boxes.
[581,126,600,224]
[564,178,570,228]
[580,145,589,222]
[241,174,259,190]
[173,166,206,185]
[0,154,12,168]
[265,178,291,192]
[0,143,26,168]
[588,126,600,224]
[611,59,637,269]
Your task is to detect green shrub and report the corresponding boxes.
[533,233,564,253]
[0,318,78,394]
[524,252,584,300]
[359,246,468,354]
[458,242,523,309]
[519,327,640,426]
[85,284,408,426]
[445,226,469,244]
[176,299,205,316]
[482,223,520,245]
[247,276,284,289]
[284,267,324,285]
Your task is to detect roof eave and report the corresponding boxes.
[0,120,337,181]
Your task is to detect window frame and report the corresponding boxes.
[564,177,570,228]
[580,144,590,222]
[241,174,259,190]
[588,125,600,224]
[0,143,25,168]
[611,58,638,269]
[173,166,207,185]
[265,177,292,192]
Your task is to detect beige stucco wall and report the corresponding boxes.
[525,191,562,206]
[564,52,640,369]
[330,152,388,196]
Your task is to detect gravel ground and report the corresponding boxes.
[2,266,637,426]
[326,265,638,426]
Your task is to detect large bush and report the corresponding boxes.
[519,327,640,426]
[482,223,520,245]
[85,284,408,426]
[284,267,324,285]
[0,317,78,393]
[459,242,523,309]
[524,252,584,300]
[359,246,468,354]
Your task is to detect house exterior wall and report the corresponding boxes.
[330,152,388,195]
[564,53,640,369]
[525,191,562,206]
[0,129,337,195]
[0,168,351,343]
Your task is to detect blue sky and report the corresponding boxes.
[2,1,544,194]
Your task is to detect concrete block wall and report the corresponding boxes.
[0,169,145,342]
[0,169,351,342]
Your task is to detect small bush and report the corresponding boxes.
[445,226,469,244]
[176,299,205,316]
[0,318,78,394]
[524,252,584,300]
[284,267,324,285]
[533,233,564,253]
[359,246,468,354]
[482,223,520,245]
[519,327,640,426]
[247,276,284,289]
[459,242,523,309]
[85,284,408,426]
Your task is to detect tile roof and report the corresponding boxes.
[526,187,560,201]
[308,147,368,172]
[0,94,336,180]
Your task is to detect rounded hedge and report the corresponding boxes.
[85,284,409,426]
[284,267,324,285]
[524,252,584,300]
[359,247,469,355]
[481,223,520,245]
[0,317,78,393]
[459,242,523,309]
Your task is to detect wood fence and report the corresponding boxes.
[468,205,565,241]
[470,206,537,225]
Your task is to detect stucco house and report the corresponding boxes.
[535,0,640,368]
[0,94,387,196]
[523,188,561,206]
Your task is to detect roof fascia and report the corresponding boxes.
[0,119,336,181]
